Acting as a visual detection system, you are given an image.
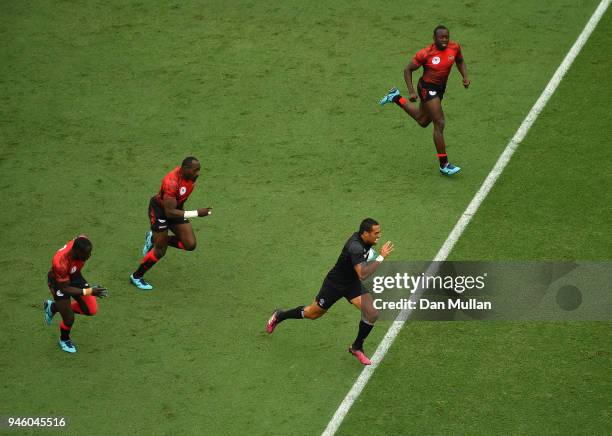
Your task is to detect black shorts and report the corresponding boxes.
[148,197,189,232]
[47,271,88,301]
[418,79,446,102]
[314,278,367,310]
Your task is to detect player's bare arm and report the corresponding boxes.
[162,196,187,219]
[163,196,212,219]
[404,62,420,101]
[57,281,108,298]
[354,241,394,280]
[456,58,470,88]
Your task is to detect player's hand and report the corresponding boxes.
[197,207,212,217]
[380,241,394,258]
[463,78,471,88]
[408,92,418,102]
[92,285,108,298]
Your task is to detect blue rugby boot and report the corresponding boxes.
[440,163,461,176]
[379,87,400,106]
[59,339,76,353]
[142,231,154,256]
[43,299,54,326]
[130,274,153,290]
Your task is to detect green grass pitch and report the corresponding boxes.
[1,0,610,434]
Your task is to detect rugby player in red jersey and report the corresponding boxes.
[380,25,470,175]
[129,156,212,290]
[43,235,108,353]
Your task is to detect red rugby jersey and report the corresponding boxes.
[51,239,86,283]
[154,166,195,209]
[412,41,463,85]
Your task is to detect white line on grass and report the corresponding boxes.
[322,1,610,434]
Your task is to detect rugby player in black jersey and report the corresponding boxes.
[266,218,394,365]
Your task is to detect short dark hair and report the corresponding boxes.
[433,25,449,36]
[359,218,379,234]
[73,237,92,255]
[182,156,199,168]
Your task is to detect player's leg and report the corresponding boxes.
[131,229,168,290]
[424,97,446,160]
[131,199,172,289]
[347,291,379,365]
[401,100,432,127]
[380,87,432,127]
[150,230,169,259]
[71,295,98,316]
[67,273,99,315]
[350,292,379,324]
[266,280,341,333]
[44,274,59,326]
[43,299,55,325]
[53,297,77,353]
[142,199,160,255]
[303,302,327,319]
[142,230,154,256]
[137,229,168,273]
[266,301,326,333]
[424,97,460,175]
[168,221,196,251]
[415,100,432,127]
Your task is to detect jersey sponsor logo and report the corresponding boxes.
[158,219,166,223]
[179,186,187,196]
[56,290,64,297]
[70,266,77,274]
[432,56,441,65]
[428,90,437,96]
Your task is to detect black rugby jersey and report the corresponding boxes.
[325,232,373,288]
